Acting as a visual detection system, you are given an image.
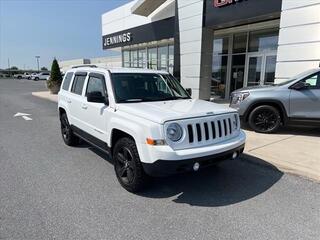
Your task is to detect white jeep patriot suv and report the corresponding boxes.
[58,67,246,192]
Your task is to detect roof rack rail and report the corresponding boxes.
[72,64,98,69]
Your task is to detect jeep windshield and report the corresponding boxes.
[111,73,191,103]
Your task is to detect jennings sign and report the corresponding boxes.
[103,32,132,48]
[213,0,241,8]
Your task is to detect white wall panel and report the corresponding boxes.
[180,53,202,66]
[277,43,320,62]
[180,41,202,54]
[178,0,206,99]
[178,1,203,20]
[275,61,319,80]
[278,23,320,45]
[179,28,202,43]
[280,4,320,28]
[276,0,320,80]
[179,15,203,31]
[282,0,320,10]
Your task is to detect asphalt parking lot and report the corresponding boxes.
[0,78,319,240]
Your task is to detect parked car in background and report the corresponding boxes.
[13,72,32,79]
[31,72,50,81]
[230,68,320,133]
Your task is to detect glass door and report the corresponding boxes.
[246,54,263,86]
[245,53,277,86]
[264,54,277,85]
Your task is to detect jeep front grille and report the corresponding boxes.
[164,113,240,150]
[187,118,234,143]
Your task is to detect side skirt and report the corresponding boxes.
[287,118,320,127]
[71,125,111,154]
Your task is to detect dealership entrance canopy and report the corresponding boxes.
[102,0,320,100]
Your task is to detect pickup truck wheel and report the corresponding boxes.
[113,138,147,193]
[248,105,281,133]
[60,113,79,146]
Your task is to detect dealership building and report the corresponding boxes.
[102,0,320,100]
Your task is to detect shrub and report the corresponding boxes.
[47,58,62,90]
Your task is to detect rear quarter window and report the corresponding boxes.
[62,72,74,91]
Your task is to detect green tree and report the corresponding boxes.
[47,58,62,93]
[10,66,18,70]
[41,67,48,71]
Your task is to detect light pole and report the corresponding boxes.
[35,56,40,72]
[7,58,11,77]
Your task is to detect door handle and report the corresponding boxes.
[67,99,72,104]
[82,104,88,110]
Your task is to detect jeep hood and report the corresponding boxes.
[116,99,237,124]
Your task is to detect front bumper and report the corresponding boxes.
[142,144,245,177]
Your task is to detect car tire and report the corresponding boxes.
[113,137,148,193]
[60,113,79,146]
[34,77,39,81]
[248,105,281,133]
[17,76,22,79]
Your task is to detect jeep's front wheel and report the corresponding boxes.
[113,137,147,193]
[248,105,281,133]
[60,113,79,146]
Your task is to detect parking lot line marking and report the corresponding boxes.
[22,116,33,121]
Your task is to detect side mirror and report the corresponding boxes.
[186,88,192,96]
[291,81,309,90]
[87,91,108,105]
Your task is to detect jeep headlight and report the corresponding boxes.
[166,123,183,142]
[231,92,250,105]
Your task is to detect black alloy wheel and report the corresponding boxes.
[248,105,281,133]
[113,137,147,193]
[60,113,79,146]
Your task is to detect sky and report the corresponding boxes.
[0,0,130,70]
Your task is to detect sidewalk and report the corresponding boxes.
[244,128,320,181]
[32,91,320,181]
[32,91,58,103]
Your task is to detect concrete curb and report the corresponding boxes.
[242,154,320,183]
[32,91,58,103]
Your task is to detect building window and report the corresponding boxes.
[233,33,247,54]
[158,46,168,71]
[122,42,174,73]
[212,37,229,98]
[131,50,138,68]
[138,48,147,68]
[213,37,229,55]
[249,29,279,52]
[123,50,130,67]
[168,45,174,74]
[148,47,157,70]
[212,55,228,99]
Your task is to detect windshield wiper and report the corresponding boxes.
[118,99,143,103]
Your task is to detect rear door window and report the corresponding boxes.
[71,73,87,95]
[62,72,74,91]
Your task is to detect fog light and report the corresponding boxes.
[193,162,200,171]
[232,152,238,159]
